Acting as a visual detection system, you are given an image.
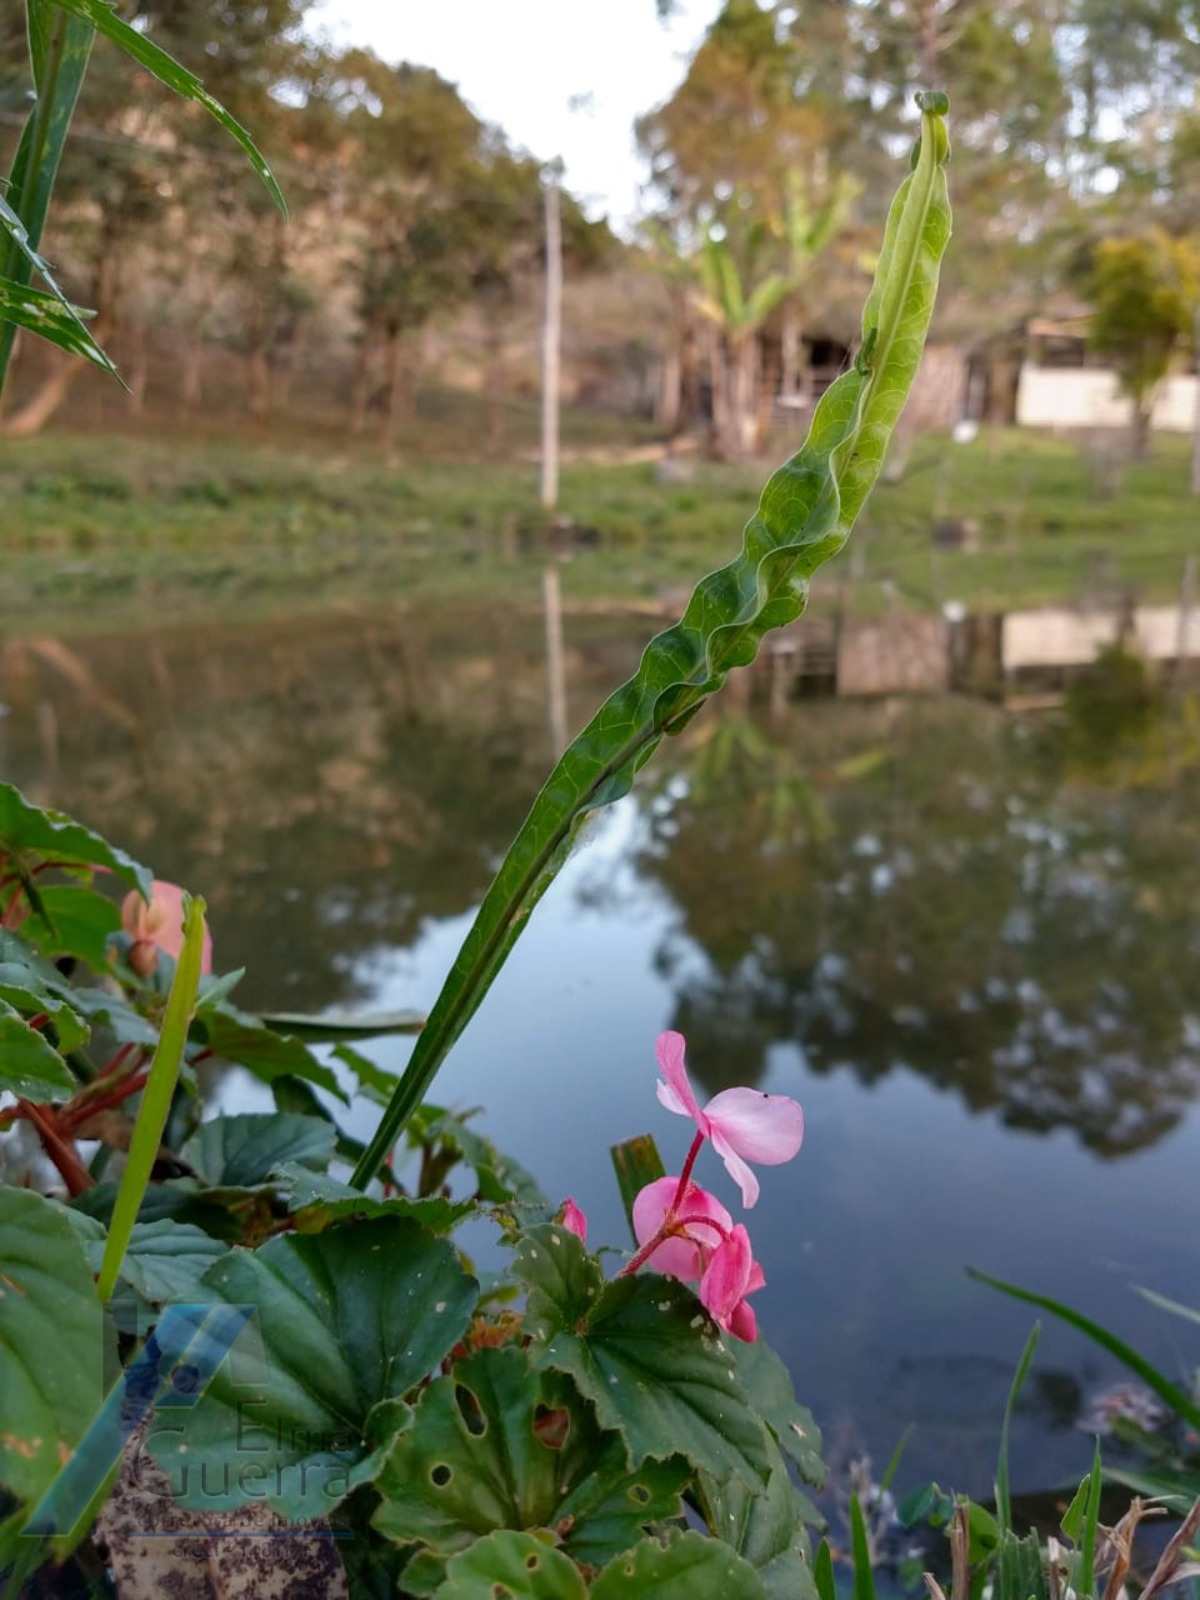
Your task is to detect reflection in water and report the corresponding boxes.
[3,607,1200,1494]
[633,701,1200,1157]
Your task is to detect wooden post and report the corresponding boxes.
[542,564,568,753]
[540,160,563,513]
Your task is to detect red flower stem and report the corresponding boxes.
[61,1071,150,1132]
[22,1102,94,1196]
[671,1131,705,1213]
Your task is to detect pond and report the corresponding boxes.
[2,602,1199,1508]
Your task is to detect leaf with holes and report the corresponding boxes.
[149,1216,476,1520]
[515,1231,769,1489]
[436,1530,587,1599]
[373,1346,687,1566]
[183,1114,336,1188]
[591,1529,767,1598]
[0,1190,115,1522]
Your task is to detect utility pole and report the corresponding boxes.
[540,159,563,512]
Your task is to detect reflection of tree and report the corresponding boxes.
[635,697,1200,1159]
[2,610,630,1012]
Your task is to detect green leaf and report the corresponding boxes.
[995,1323,1040,1535]
[82,1219,227,1302]
[970,1269,1200,1435]
[258,1008,424,1042]
[700,1428,819,1600]
[733,1337,825,1488]
[0,1001,75,1099]
[0,2,95,389]
[411,1105,550,1213]
[814,1539,836,1600]
[515,1230,771,1489]
[0,977,88,1053]
[610,1135,666,1245]
[149,1216,477,1520]
[373,1346,687,1566]
[97,895,207,1304]
[272,1163,475,1234]
[850,1496,875,1600]
[51,0,286,216]
[0,275,116,371]
[1102,1463,1200,1515]
[0,1190,114,1518]
[515,1223,606,1340]
[591,1530,768,1598]
[183,1113,336,1188]
[0,782,150,896]
[352,98,952,1187]
[21,883,121,969]
[193,998,346,1101]
[1136,1286,1200,1328]
[435,1531,587,1599]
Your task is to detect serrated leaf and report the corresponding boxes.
[0,1001,75,1099]
[436,1530,587,1599]
[353,100,952,1186]
[82,1219,228,1302]
[272,1163,475,1234]
[0,275,116,371]
[183,1113,336,1188]
[518,1250,770,1489]
[71,1180,262,1243]
[149,1216,476,1520]
[0,782,150,895]
[700,1428,819,1600]
[411,1105,550,1213]
[373,1346,687,1566]
[733,1337,825,1488]
[0,1190,114,1516]
[52,0,287,217]
[591,1529,767,1598]
[193,999,345,1101]
[514,1224,606,1340]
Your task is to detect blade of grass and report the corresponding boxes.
[851,1494,877,1600]
[609,1134,666,1243]
[970,1270,1200,1433]
[95,897,206,1303]
[815,1538,837,1600]
[880,1425,914,1495]
[1078,1438,1102,1600]
[996,1324,1040,1536]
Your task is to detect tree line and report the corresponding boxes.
[2,0,1198,454]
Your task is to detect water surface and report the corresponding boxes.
[3,605,1198,1503]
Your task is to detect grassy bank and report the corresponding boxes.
[0,416,1196,636]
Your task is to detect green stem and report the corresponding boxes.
[95,898,206,1303]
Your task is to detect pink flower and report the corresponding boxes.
[559,1197,588,1244]
[655,1031,804,1207]
[632,1175,733,1281]
[631,1177,765,1342]
[699,1224,766,1342]
[120,880,213,978]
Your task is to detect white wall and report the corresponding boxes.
[1016,365,1199,433]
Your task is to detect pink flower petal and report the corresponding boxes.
[633,1177,731,1282]
[698,1224,765,1341]
[706,1087,805,1166]
[709,1128,761,1209]
[654,1031,708,1132]
[729,1299,758,1342]
[559,1198,588,1244]
[120,881,212,975]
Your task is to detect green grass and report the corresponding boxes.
[0,415,1196,637]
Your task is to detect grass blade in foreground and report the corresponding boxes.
[353,93,953,1188]
[95,897,207,1303]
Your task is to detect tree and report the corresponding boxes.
[1081,229,1199,457]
